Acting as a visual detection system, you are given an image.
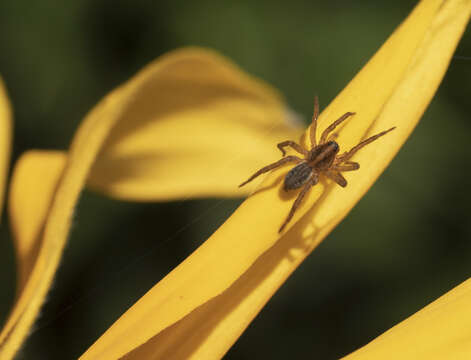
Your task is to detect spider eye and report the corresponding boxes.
[327,141,339,152]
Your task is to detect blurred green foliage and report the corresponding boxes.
[0,0,470,359]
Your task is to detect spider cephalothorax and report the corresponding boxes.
[239,96,395,232]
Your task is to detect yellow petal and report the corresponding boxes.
[79,0,471,359]
[343,278,471,359]
[8,151,67,292]
[0,77,12,218]
[0,151,66,356]
[0,48,296,358]
[87,48,301,201]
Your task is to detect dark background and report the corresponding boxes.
[0,1,470,359]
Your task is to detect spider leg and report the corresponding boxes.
[337,127,396,162]
[325,170,347,187]
[309,96,320,148]
[328,132,339,142]
[332,161,359,172]
[277,141,309,157]
[319,112,355,144]
[239,155,302,187]
[279,173,319,233]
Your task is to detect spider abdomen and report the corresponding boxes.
[284,162,313,191]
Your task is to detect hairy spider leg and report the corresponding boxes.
[309,96,320,148]
[277,141,309,157]
[319,111,356,145]
[239,155,302,188]
[279,173,319,233]
[333,160,359,172]
[325,170,347,187]
[337,127,396,162]
[328,133,339,142]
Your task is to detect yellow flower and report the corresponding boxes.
[0,79,11,219]
[0,49,302,359]
[0,0,470,359]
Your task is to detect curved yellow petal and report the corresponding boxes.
[0,77,12,218]
[343,278,471,359]
[87,48,301,201]
[0,151,66,355]
[79,0,471,359]
[8,151,67,292]
[0,49,295,358]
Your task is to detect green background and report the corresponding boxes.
[0,1,470,359]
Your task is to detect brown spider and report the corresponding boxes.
[239,96,395,233]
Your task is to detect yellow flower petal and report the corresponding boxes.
[343,278,471,359]
[0,151,66,357]
[0,77,12,218]
[0,48,296,358]
[79,0,471,359]
[87,48,301,201]
[8,151,67,292]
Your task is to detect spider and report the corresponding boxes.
[239,96,395,233]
